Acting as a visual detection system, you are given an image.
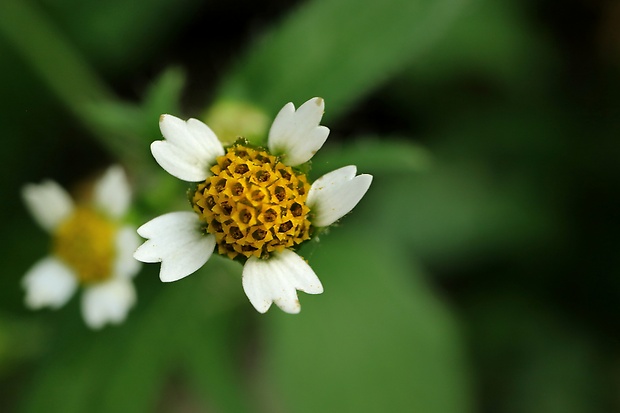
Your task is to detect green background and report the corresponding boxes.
[0,0,618,411]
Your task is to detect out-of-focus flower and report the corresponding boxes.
[134,97,372,314]
[203,100,270,146]
[22,166,141,329]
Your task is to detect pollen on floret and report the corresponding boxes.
[191,144,311,259]
[53,207,117,284]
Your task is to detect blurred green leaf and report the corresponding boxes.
[311,137,432,179]
[18,259,250,413]
[181,313,254,413]
[259,229,472,413]
[19,284,173,413]
[84,67,186,168]
[406,0,548,87]
[0,315,46,375]
[37,0,204,75]
[176,257,254,413]
[218,0,469,119]
[0,0,113,122]
[466,294,610,413]
[83,101,144,148]
[359,159,559,265]
[0,1,187,168]
[0,0,144,165]
[142,67,185,122]
[0,214,50,312]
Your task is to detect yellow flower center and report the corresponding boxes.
[53,207,116,284]
[192,144,311,259]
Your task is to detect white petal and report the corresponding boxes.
[152,115,225,182]
[151,141,209,182]
[307,166,373,227]
[133,211,215,282]
[268,97,330,166]
[81,278,136,329]
[242,249,323,314]
[160,115,222,155]
[114,226,142,279]
[22,256,78,309]
[93,165,131,218]
[22,180,74,232]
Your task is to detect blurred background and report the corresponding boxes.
[1,0,618,412]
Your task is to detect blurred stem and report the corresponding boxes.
[0,0,139,163]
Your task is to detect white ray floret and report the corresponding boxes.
[136,97,372,314]
[307,165,373,227]
[114,226,142,279]
[152,115,225,182]
[94,165,132,219]
[134,211,216,282]
[242,249,323,314]
[268,97,330,166]
[22,256,78,309]
[81,278,136,329]
[22,180,74,232]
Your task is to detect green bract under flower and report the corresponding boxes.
[135,97,373,314]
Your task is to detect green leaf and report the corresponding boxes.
[405,0,547,86]
[18,259,249,413]
[143,67,185,121]
[181,314,254,413]
[83,67,186,141]
[0,0,113,113]
[36,0,204,75]
[0,1,187,166]
[360,160,558,264]
[259,229,472,413]
[83,67,186,168]
[0,0,145,164]
[0,315,46,375]
[466,294,610,413]
[218,0,469,119]
[175,257,255,413]
[310,137,432,179]
[18,283,172,413]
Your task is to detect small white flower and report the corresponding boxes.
[22,166,141,329]
[135,98,372,314]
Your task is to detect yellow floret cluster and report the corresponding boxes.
[53,207,116,284]
[192,144,311,259]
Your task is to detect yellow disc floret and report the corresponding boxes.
[192,144,311,259]
[53,207,116,284]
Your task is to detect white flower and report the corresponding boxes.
[135,97,372,314]
[22,166,141,329]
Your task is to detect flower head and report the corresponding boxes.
[22,166,141,329]
[134,97,372,314]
